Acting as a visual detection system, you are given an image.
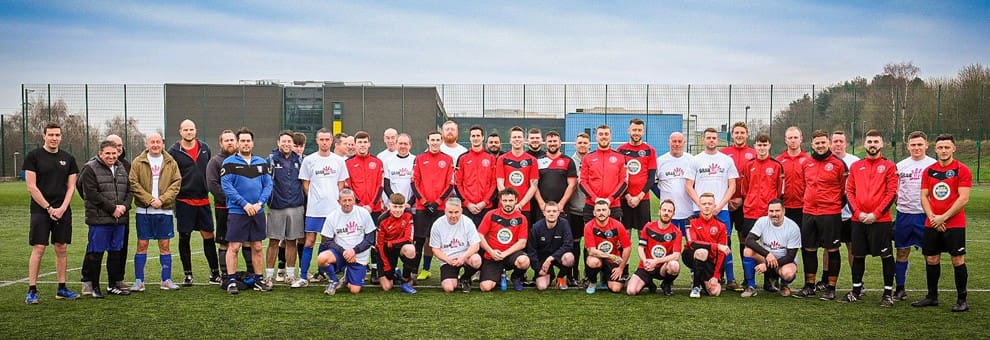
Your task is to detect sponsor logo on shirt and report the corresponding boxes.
[651,245,666,258]
[497,228,513,244]
[699,163,724,175]
[508,170,525,186]
[317,165,337,176]
[932,182,951,200]
[335,220,360,234]
[598,240,614,254]
[627,159,642,175]
[444,238,464,249]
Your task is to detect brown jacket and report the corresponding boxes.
[129,149,182,210]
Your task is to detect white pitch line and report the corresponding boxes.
[0,251,204,288]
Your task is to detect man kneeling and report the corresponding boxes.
[430,198,483,293]
[317,189,377,295]
[685,193,730,298]
[741,199,801,297]
[376,193,418,294]
[527,201,574,291]
[627,199,682,296]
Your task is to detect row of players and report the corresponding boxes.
[22,119,970,312]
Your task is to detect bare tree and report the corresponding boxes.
[883,61,920,140]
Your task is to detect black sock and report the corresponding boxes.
[412,237,426,275]
[277,245,286,269]
[802,249,818,281]
[587,266,601,284]
[881,256,895,296]
[926,263,941,299]
[826,251,841,287]
[461,266,477,282]
[242,247,254,273]
[662,274,678,286]
[851,257,865,293]
[203,237,219,271]
[401,256,418,280]
[58,283,67,290]
[218,248,228,274]
[179,232,193,272]
[954,264,968,301]
[29,285,37,293]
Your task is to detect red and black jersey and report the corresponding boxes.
[776,151,812,209]
[802,153,848,216]
[721,145,757,200]
[477,208,529,260]
[922,160,972,229]
[637,221,682,269]
[376,211,414,272]
[495,151,540,211]
[686,215,728,278]
[580,148,628,208]
[346,154,384,212]
[456,148,497,208]
[583,217,631,263]
[617,142,658,199]
[742,157,785,219]
[412,151,455,210]
[537,154,577,204]
[846,157,898,222]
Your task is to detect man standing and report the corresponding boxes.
[377,128,399,161]
[580,124,627,224]
[456,125,498,227]
[842,130,898,306]
[129,133,182,291]
[495,126,540,222]
[741,199,801,298]
[317,189,377,295]
[440,120,468,159]
[534,130,577,228]
[912,134,972,312]
[583,199,632,294]
[685,193,730,298]
[207,130,251,283]
[739,133,784,291]
[413,131,456,281]
[486,132,504,158]
[617,118,658,233]
[430,198,483,293]
[527,201,574,291]
[383,133,415,205]
[626,199,682,296]
[893,131,936,301]
[24,123,80,304]
[79,140,133,297]
[266,131,305,285]
[526,128,546,159]
[477,188,531,292]
[292,128,349,288]
[776,126,811,233]
[168,119,220,286]
[793,130,848,300]
[347,131,385,280]
[686,128,739,291]
[565,132,591,285]
[220,128,273,294]
[103,134,130,290]
[720,122,756,277]
[823,130,861,292]
[653,132,695,235]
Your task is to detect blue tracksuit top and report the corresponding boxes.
[221,154,273,215]
[268,148,305,209]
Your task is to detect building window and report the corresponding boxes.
[332,102,343,121]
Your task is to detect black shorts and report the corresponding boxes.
[634,267,664,282]
[785,207,803,229]
[214,207,229,244]
[739,218,758,240]
[567,212,585,242]
[463,208,491,229]
[29,211,73,245]
[683,247,717,281]
[801,214,841,249]
[729,204,745,234]
[379,242,413,281]
[839,218,853,243]
[591,260,621,282]
[621,198,651,230]
[583,204,622,225]
[922,228,966,257]
[414,209,444,239]
[480,251,527,282]
[535,257,571,278]
[440,263,468,281]
[175,201,214,233]
[850,222,893,257]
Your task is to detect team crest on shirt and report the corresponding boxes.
[318,165,336,176]
[932,182,951,200]
[482,159,491,167]
[825,163,834,171]
[598,241,614,254]
[59,160,67,166]
[765,167,774,176]
[556,159,565,166]
[745,152,754,160]
[608,156,618,164]
[946,170,956,178]
[627,159,642,175]
[508,171,525,186]
[368,162,377,170]
[497,228,513,244]
[664,233,674,241]
[651,245,667,258]
[710,227,719,235]
[638,150,648,157]
[438,160,447,168]
[520,159,529,167]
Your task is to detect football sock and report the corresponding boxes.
[954,264,968,301]
[926,263,940,298]
[742,256,756,288]
[724,251,735,282]
[160,254,172,281]
[218,248,228,274]
[300,246,313,279]
[58,283,67,290]
[826,250,840,287]
[29,285,37,293]
[134,253,147,281]
[587,266,601,284]
[242,247,254,273]
[881,256,895,296]
[423,256,433,271]
[265,268,275,279]
[203,237,219,271]
[179,232,192,272]
[894,260,908,287]
[851,257,865,294]
[802,249,818,282]
[277,245,286,269]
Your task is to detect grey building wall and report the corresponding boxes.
[164,84,283,155]
[328,85,445,154]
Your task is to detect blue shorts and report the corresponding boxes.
[323,248,367,287]
[671,218,688,237]
[226,213,267,243]
[136,214,175,240]
[87,225,126,252]
[694,210,732,236]
[894,212,926,249]
[305,216,326,233]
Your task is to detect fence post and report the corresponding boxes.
[810,85,815,132]
[2,114,5,177]
[522,84,526,119]
[361,84,366,131]
[852,84,857,154]
[481,84,485,118]
[687,84,692,151]
[727,84,732,132]
[604,84,609,125]
[47,83,51,121]
[563,84,567,118]
[936,84,942,133]
[85,84,90,159]
[21,84,27,164]
[978,84,985,182]
[769,84,774,140]
[124,84,129,151]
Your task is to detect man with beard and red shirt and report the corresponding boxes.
[793,129,848,301]
[534,130,577,228]
[496,126,540,222]
[456,125,497,227]
[412,131,455,282]
[626,199,682,296]
[842,129,898,307]
[685,193,730,298]
[583,199,631,294]
[346,131,385,280]
[617,118,657,232]
[720,122,756,256]
[580,124,628,224]
[478,188,531,292]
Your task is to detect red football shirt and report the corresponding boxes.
[922,159,972,229]
[495,151,540,211]
[477,208,529,260]
[617,142,658,199]
[583,217,631,263]
[638,221,683,269]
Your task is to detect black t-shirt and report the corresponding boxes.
[23,147,79,214]
[536,154,577,203]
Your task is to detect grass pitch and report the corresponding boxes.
[0,182,986,338]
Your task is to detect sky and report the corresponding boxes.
[1,0,988,114]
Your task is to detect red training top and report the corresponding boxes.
[455,148,497,208]
[580,148,628,208]
[776,150,811,209]
[846,157,898,222]
[617,142,658,199]
[686,214,727,279]
[477,208,529,260]
[802,154,848,216]
[346,154,384,212]
[412,151,455,210]
[721,144,757,200]
[495,151,540,211]
[376,212,414,272]
[741,157,785,219]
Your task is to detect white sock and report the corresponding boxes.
[286,267,296,278]
[265,268,275,279]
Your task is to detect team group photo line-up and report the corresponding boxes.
[22,117,972,312]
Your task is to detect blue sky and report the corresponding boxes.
[1,0,988,113]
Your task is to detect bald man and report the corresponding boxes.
[167,119,221,286]
[377,128,399,161]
